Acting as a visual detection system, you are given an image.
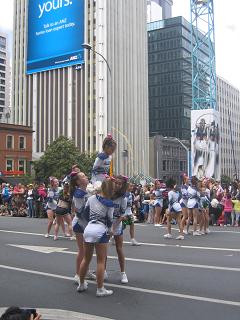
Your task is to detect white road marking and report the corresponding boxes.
[7,244,240,272]
[1,228,240,252]
[169,227,240,234]
[0,264,239,307]
[0,229,44,236]
[0,308,114,320]
[8,244,68,254]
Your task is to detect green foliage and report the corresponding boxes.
[21,174,35,185]
[221,175,231,187]
[33,136,96,182]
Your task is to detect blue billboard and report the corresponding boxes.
[27,0,84,74]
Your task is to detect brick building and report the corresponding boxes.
[0,123,33,175]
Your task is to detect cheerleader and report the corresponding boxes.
[199,179,211,234]
[111,176,129,284]
[153,180,164,226]
[78,178,115,297]
[70,172,96,284]
[45,177,65,238]
[180,174,189,234]
[54,183,73,241]
[91,135,117,184]
[164,179,184,240]
[123,183,140,246]
[187,176,201,236]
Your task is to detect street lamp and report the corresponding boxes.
[170,137,191,177]
[82,42,113,170]
[82,43,112,78]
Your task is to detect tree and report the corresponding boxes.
[33,136,96,182]
[221,175,231,187]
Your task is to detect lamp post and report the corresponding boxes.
[82,43,112,78]
[161,136,191,177]
[82,43,114,171]
[82,42,112,148]
[172,137,191,178]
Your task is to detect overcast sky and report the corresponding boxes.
[0,0,240,89]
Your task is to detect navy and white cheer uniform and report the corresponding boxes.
[168,190,182,213]
[84,195,114,244]
[180,185,189,208]
[46,187,61,211]
[91,152,112,183]
[125,192,134,216]
[187,186,200,209]
[199,189,210,209]
[72,188,89,234]
[112,196,127,236]
[153,189,164,208]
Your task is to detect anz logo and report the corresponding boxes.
[70,55,78,61]
[38,0,73,19]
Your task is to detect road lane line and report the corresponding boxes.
[64,251,240,272]
[170,227,240,234]
[0,264,239,307]
[7,244,240,272]
[1,229,240,252]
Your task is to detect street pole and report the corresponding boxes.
[174,138,191,177]
[157,150,159,178]
[82,42,112,155]
[112,126,134,176]
[82,43,112,79]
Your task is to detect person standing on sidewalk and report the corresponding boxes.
[26,184,36,218]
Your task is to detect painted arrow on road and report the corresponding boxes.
[8,244,68,254]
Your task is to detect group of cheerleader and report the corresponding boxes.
[161,175,211,240]
[44,135,140,297]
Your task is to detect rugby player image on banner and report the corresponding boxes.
[191,109,220,180]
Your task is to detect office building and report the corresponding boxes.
[0,123,33,175]
[147,0,173,22]
[148,16,210,140]
[217,77,240,178]
[12,0,149,176]
[0,32,10,122]
[149,135,189,183]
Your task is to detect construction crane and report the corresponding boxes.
[190,0,221,179]
[190,0,217,110]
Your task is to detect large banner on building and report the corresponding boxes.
[191,109,220,180]
[27,0,84,74]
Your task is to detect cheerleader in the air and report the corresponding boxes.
[91,135,117,184]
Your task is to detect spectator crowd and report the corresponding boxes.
[0,182,47,218]
[1,178,240,227]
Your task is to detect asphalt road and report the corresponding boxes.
[0,217,240,320]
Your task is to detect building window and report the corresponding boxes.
[19,136,26,150]
[6,159,14,172]
[163,160,166,171]
[18,160,26,173]
[6,135,14,149]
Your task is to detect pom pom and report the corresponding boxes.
[86,183,95,195]
[211,199,219,208]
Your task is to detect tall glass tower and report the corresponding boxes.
[12,0,149,176]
